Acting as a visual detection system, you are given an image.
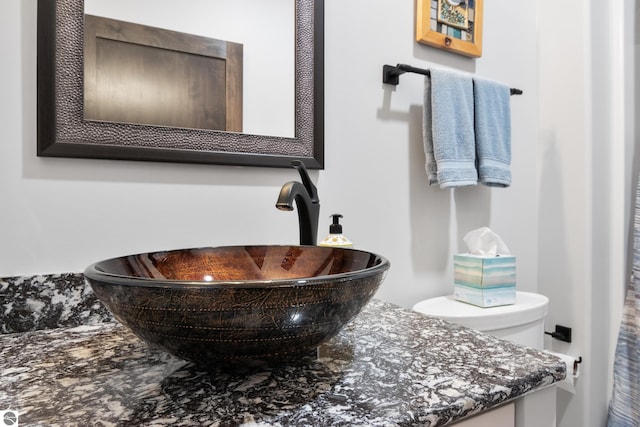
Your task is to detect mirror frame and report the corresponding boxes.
[37,0,324,169]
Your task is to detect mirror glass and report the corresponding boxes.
[84,0,294,138]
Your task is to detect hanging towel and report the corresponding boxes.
[472,77,512,187]
[607,173,640,426]
[423,68,477,188]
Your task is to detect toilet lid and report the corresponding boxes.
[412,292,549,331]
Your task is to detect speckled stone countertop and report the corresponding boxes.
[0,273,111,333]
[0,274,565,426]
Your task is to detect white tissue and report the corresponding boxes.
[463,227,511,257]
[545,351,580,394]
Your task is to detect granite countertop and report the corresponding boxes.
[0,274,565,426]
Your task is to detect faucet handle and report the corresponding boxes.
[291,160,319,203]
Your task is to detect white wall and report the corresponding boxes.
[1,0,540,309]
[537,0,593,424]
[537,1,634,426]
[322,0,541,308]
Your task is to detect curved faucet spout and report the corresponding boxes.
[276,162,320,246]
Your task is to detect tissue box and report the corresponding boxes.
[453,254,516,307]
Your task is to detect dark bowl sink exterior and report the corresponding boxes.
[84,245,389,364]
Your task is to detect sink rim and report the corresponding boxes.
[84,244,390,289]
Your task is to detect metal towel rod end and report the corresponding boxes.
[383,64,523,96]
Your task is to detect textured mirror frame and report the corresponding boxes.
[37,0,324,169]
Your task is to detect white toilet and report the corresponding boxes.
[412,291,549,349]
[413,291,553,427]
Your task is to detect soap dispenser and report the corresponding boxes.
[319,214,353,248]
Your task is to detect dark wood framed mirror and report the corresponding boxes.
[37,0,324,169]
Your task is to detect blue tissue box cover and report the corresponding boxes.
[453,254,516,307]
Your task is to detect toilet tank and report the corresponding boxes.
[412,292,549,349]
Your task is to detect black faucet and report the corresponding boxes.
[276,161,320,246]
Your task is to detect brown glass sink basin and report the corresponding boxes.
[84,245,390,364]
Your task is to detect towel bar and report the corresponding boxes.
[383,64,523,96]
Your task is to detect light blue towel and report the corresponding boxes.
[473,77,512,187]
[423,69,477,188]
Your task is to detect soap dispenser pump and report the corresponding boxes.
[319,214,353,248]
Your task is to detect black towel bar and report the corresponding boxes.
[383,64,523,96]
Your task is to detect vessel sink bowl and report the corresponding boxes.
[84,245,389,364]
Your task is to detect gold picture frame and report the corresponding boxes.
[416,0,483,58]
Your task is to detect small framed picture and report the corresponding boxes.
[416,0,483,58]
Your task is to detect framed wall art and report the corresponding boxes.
[416,0,483,58]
